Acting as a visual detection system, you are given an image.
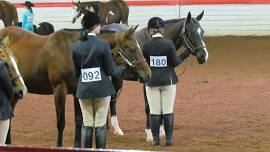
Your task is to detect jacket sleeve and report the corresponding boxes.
[168,40,190,67]
[22,11,27,29]
[103,42,124,77]
[0,63,14,101]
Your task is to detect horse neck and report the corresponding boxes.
[164,20,184,50]
[99,32,117,52]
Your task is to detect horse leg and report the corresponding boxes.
[143,85,152,142]
[110,76,124,136]
[73,95,82,148]
[53,82,67,147]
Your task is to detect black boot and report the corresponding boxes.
[95,125,107,148]
[150,114,161,146]
[164,113,174,146]
[81,126,93,148]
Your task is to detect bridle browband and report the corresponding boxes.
[181,19,206,55]
[114,32,145,67]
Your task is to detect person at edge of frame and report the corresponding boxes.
[72,12,127,149]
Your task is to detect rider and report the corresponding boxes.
[72,12,126,149]
[0,58,15,144]
[21,1,34,32]
[142,17,191,146]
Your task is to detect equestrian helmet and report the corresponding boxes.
[147,17,165,29]
[81,12,100,29]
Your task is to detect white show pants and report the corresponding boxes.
[145,84,176,115]
[79,96,110,127]
[0,119,10,144]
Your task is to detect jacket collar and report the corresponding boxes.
[152,33,163,38]
[88,33,96,36]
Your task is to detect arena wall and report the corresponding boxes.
[2,0,270,36]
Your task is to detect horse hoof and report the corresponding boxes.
[114,128,124,136]
[145,129,153,142]
[159,125,165,137]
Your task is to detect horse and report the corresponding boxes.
[71,0,129,25]
[17,22,55,35]
[106,11,209,141]
[0,0,18,27]
[0,26,151,147]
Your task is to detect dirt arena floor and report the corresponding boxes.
[10,36,270,152]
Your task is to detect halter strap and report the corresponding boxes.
[181,19,206,55]
[114,32,145,67]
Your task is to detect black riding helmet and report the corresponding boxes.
[81,12,100,29]
[147,17,165,29]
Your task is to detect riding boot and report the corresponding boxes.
[81,126,93,148]
[164,113,174,146]
[150,114,161,146]
[95,125,107,149]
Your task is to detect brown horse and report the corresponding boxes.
[72,0,129,25]
[0,26,150,147]
[0,1,18,27]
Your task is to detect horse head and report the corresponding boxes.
[113,25,151,83]
[0,37,27,99]
[71,0,95,23]
[181,11,208,64]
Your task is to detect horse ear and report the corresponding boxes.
[72,0,79,6]
[196,10,204,21]
[187,12,191,23]
[127,25,138,36]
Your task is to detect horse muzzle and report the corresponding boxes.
[196,48,208,64]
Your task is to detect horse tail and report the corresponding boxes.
[12,4,19,26]
[117,0,129,25]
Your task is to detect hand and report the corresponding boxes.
[121,64,129,72]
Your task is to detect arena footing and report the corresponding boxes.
[0,145,154,152]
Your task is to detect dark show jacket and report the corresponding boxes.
[0,60,14,120]
[72,33,124,99]
[142,34,190,87]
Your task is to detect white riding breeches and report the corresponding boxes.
[0,119,10,144]
[79,96,110,127]
[145,84,176,115]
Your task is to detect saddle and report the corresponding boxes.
[101,23,128,32]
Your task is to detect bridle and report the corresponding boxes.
[10,74,22,82]
[114,32,145,67]
[181,19,206,55]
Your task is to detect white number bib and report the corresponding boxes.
[81,67,102,82]
[150,56,167,67]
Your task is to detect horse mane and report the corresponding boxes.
[164,18,185,24]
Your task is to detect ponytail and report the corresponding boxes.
[80,27,89,41]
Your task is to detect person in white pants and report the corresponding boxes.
[142,17,191,146]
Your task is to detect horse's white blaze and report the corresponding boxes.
[202,41,209,62]
[71,6,80,21]
[10,56,27,96]
[136,40,141,50]
[197,27,202,35]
